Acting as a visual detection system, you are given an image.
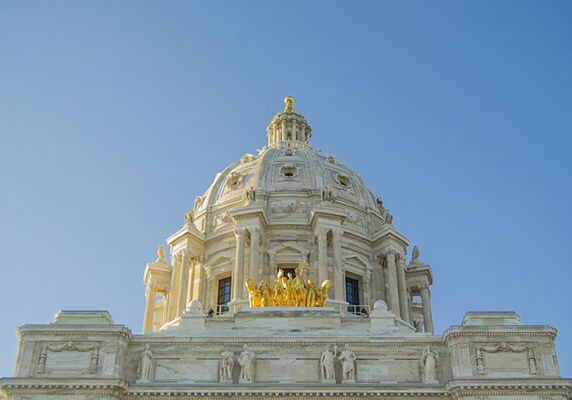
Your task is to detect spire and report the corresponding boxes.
[266,97,312,146]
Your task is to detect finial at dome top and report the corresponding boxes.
[284,96,294,113]
[266,97,312,146]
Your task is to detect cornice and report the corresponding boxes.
[372,227,410,248]
[17,325,132,341]
[129,336,445,348]
[445,377,572,396]
[443,326,558,342]
[0,377,128,396]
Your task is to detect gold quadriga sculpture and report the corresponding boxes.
[244,262,332,308]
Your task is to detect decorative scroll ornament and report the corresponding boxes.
[244,261,332,308]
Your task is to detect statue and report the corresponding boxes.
[384,210,394,225]
[320,345,337,383]
[245,186,256,201]
[420,346,438,383]
[316,280,333,307]
[244,279,262,308]
[238,345,255,383]
[219,350,235,383]
[246,262,332,308]
[305,280,317,307]
[411,245,421,264]
[184,209,194,225]
[137,344,154,382]
[260,280,272,307]
[156,244,166,262]
[338,344,356,383]
[193,196,203,210]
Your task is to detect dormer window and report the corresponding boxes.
[337,174,351,187]
[226,172,243,189]
[280,165,298,178]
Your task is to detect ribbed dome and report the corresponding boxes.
[187,98,391,237]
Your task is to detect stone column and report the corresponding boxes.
[186,259,195,305]
[281,120,287,141]
[269,253,277,280]
[332,229,344,301]
[396,255,410,322]
[249,228,259,282]
[317,228,328,284]
[420,285,434,334]
[177,250,191,314]
[365,269,372,307]
[168,254,181,319]
[143,284,156,333]
[232,228,246,301]
[383,250,400,316]
[193,263,205,302]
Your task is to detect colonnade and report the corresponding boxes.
[143,228,434,335]
[379,248,433,334]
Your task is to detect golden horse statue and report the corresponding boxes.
[244,261,332,308]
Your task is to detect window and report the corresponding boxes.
[280,165,297,177]
[346,276,360,314]
[217,277,232,314]
[337,174,351,187]
[279,268,296,278]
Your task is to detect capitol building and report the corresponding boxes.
[1,98,569,400]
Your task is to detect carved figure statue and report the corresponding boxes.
[316,280,333,307]
[184,209,194,225]
[246,262,332,308]
[338,344,356,383]
[245,279,262,308]
[320,345,337,382]
[384,210,394,224]
[238,345,255,383]
[411,246,421,264]
[156,244,166,262]
[219,350,235,383]
[245,186,256,201]
[305,280,317,307]
[421,346,439,383]
[194,195,203,209]
[137,345,154,382]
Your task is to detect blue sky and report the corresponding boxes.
[0,1,571,378]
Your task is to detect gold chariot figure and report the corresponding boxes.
[245,261,333,308]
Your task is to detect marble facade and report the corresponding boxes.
[1,98,569,399]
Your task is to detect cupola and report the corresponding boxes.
[266,97,312,146]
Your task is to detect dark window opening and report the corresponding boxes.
[217,277,232,314]
[346,276,361,314]
[278,268,296,278]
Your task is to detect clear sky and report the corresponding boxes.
[0,0,571,378]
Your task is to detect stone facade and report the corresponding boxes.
[1,98,570,399]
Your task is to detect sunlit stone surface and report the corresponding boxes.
[1,99,569,399]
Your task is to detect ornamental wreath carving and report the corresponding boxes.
[475,342,537,375]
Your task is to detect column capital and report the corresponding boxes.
[331,227,343,236]
[234,228,246,238]
[380,247,400,257]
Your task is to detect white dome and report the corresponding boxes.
[145,98,432,336]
